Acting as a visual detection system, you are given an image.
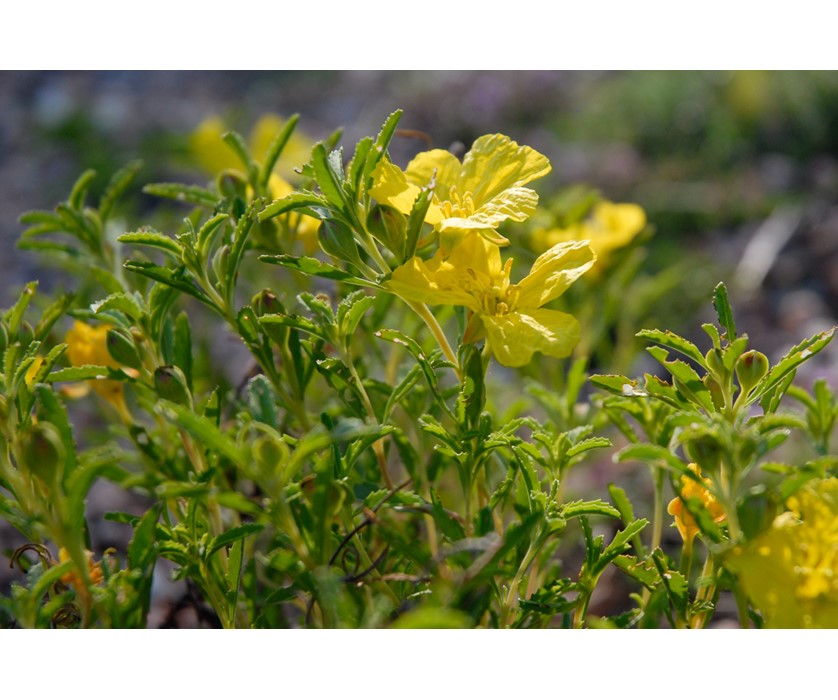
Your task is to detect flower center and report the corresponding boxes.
[439,184,476,219]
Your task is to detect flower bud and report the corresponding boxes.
[106,328,143,370]
[319,218,365,267]
[704,347,725,377]
[154,365,192,408]
[367,204,406,259]
[735,350,769,394]
[252,289,284,317]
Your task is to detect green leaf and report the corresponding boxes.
[260,313,328,341]
[404,180,434,262]
[616,444,688,474]
[33,293,75,341]
[123,261,216,309]
[207,523,264,557]
[566,437,612,460]
[750,327,835,406]
[258,254,372,287]
[246,375,280,428]
[222,130,258,181]
[68,169,97,210]
[713,282,736,342]
[337,290,375,339]
[637,328,707,366]
[143,182,220,208]
[311,143,347,211]
[118,231,182,257]
[89,292,145,321]
[6,281,37,336]
[225,200,260,294]
[363,110,402,187]
[156,399,246,466]
[99,160,142,223]
[258,192,326,221]
[47,365,130,383]
[561,499,621,519]
[259,113,300,188]
[613,554,659,589]
[590,374,645,397]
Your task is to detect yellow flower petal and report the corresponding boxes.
[517,241,596,309]
[459,133,551,203]
[404,149,463,200]
[483,308,580,367]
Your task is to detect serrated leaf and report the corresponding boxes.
[637,328,707,366]
[123,261,216,309]
[750,327,835,406]
[590,374,645,396]
[47,365,130,383]
[143,182,220,208]
[258,192,326,221]
[613,554,659,589]
[713,282,737,342]
[258,254,372,287]
[566,437,611,459]
[118,231,182,257]
[259,113,300,188]
[68,169,97,210]
[99,160,142,223]
[561,499,621,519]
[90,292,145,321]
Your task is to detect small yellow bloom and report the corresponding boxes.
[190,113,312,181]
[728,479,838,628]
[371,133,551,248]
[532,202,646,271]
[64,321,131,422]
[387,235,595,367]
[58,547,104,590]
[667,464,726,543]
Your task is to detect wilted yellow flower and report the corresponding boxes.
[667,464,726,543]
[58,547,104,590]
[728,479,838,628]
[387,235,594,367]
[24,356,45,387]
[532,201,646,271]
[64,321,131,422]
[370,133,551,249]
[190,113,312,181]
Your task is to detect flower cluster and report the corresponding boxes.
[729,478,838,627]
[375,134,596,367]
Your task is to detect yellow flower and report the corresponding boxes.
[667,464,726,543]
[387,235,595,367]
[190,113,312,181]
[64,321,131,422]
[370,133,551,248]
[727,479,838,628]
[58,547,104,590]
[532,201,646,272]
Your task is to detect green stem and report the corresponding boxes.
[404,300,461,380]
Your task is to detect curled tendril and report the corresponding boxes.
[9,543,57,572]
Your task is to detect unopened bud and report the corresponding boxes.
[252,289,283,317]
[154,366,192,407]
[735,350,769,394]
[367,204,406,258]
[106,328,142,370]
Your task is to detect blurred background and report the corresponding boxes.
[3,70,838,359]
